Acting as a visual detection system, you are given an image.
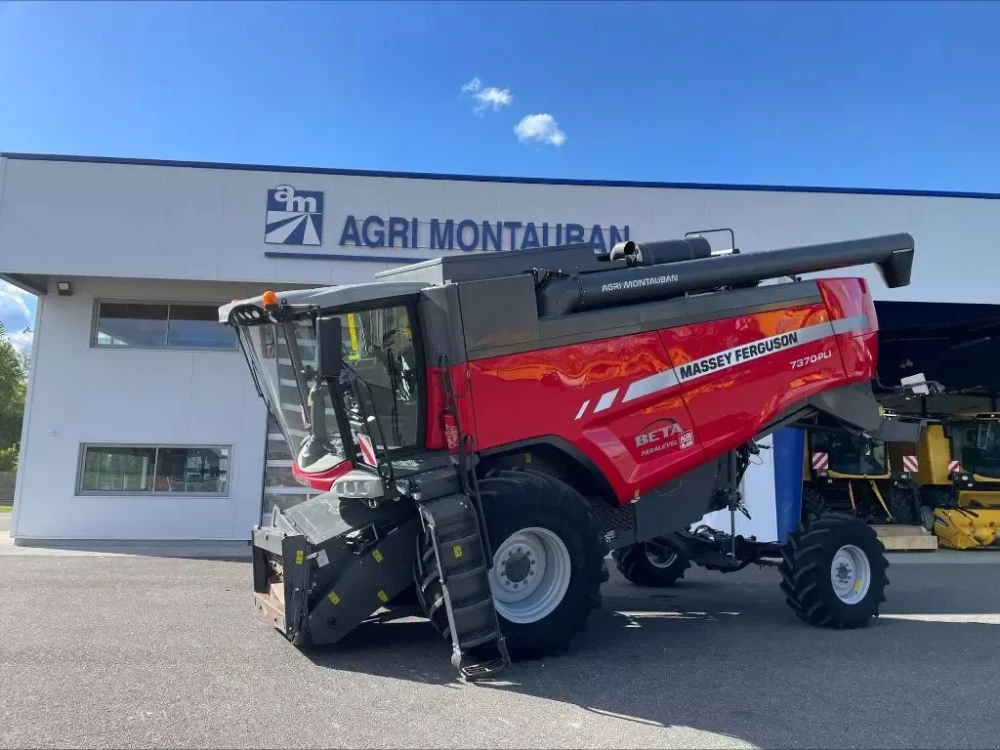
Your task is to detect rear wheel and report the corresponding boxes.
[887,486,920,525]
[779,512,889,629]
[612,537,691,587]
[420,469,606,661]
[801,487,827,521]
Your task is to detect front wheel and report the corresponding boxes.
[480,469,607,659]
[418,469,607,661]
[779,512,889,629]
[612,538,691,587]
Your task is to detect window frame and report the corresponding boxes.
[90,298,239,352]
[76,442,234,497]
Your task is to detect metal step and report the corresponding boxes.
[419,492,510,680]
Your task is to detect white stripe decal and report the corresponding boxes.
[575,400,590,420]
[594,389,619,413]
[622,316,868,405]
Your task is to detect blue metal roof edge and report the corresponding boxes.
[2,151,999,201]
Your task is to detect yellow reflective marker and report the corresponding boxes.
[377,590,389,603]
[372,549,384,563]
[453,544,464,559]
[328,591,341,605]
[347,313,360,360]
[525,452,532,463]
[295,550,304,565]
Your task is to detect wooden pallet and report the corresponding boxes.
[870,524,939,551]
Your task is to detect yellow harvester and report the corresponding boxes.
[909,412,1000,550]
[802,428,922,524]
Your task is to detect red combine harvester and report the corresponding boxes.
[220,231,925,679]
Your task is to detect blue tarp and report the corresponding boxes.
[773,427,806,543]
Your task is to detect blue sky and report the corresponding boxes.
[0,0,997,355]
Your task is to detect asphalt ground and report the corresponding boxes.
[1,542,999,750]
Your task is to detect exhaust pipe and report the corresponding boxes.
[538,233,914,316]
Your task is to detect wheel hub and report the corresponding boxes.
[489,527,571,624]
[830,544,871,605]
[502,549,533,585]
[644,538,678,568]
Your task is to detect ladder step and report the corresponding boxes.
[460,627,503,650]
[453,596,495,616]
[418,491,511,680]
[448,564,488,582]
[460,656,509,681]
[436,530,482,546]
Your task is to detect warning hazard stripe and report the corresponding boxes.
[575,314,870,420]
[902,455,919,473]
[357,434,378,466]
[811,452,829,471]
[948,459,961,474]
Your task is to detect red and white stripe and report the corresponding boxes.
[357,434,378,466]
[902,455,919,473]
[811,452,829,471]
[948,459,961,474]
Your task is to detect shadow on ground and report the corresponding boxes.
[300,564,1000,749]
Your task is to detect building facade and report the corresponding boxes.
[1,153,998,544]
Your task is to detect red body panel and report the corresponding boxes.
[430,277,879,506]
[292,458,352,490]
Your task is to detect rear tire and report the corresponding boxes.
[419,469,606,661]
[612,538,691,587]
[779,512,889,629]
[801,487,827,521]
[887,486,920,525]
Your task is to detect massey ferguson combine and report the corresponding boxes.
[220,230,924,679]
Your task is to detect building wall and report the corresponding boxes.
[1,155,998,305]
[11,277,273,541]
[4,154,999,542]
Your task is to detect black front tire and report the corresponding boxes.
[419,469,607,661]
[612,538,691,587]
[779,512,889,629]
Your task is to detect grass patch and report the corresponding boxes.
[0,505,12,513]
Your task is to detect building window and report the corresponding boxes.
[93,301,236,350]
[78,444,231,495]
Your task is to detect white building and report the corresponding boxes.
[2,152,998,545]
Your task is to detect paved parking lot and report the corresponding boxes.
[1,542,999,750]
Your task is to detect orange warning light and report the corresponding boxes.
[261,290,278,308]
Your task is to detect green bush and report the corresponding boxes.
[0,443,18,472]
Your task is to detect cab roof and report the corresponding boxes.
[218,281,430,324]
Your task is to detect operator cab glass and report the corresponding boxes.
[237,302,421,475]
[811,432,888,476]
[951,419,1000,480]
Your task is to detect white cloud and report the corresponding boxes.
[514,113,567,147]
[0,281,37,357]
[460,76,513,114]
[8,328,33,357]
[0,281,35,327]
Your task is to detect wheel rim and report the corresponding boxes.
[829,544,871,605]
[644,538,678,568]
[490,526,571,624]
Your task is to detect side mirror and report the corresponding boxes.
[317,315,343,379]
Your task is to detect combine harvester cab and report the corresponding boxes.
[803,430,920,523]
[221,230,926,679]
[913,412,1000,549]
